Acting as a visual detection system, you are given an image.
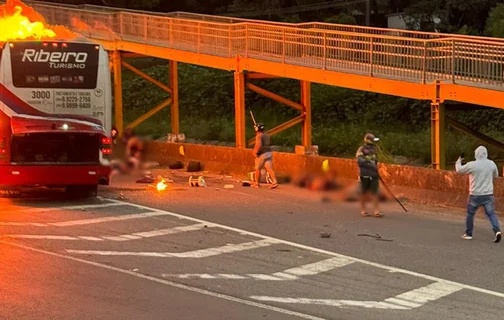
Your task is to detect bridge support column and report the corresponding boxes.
[112,51,123,135]
[431,102,446,170]
[234,71,246,149]
[301,80,312,149]
[169,61,179,134]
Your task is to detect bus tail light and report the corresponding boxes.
[101,136,112,159]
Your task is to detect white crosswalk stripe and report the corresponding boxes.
[250,281,463,310]
[66,239,279,258]
[163,257,354,281]
[4,224,207,242]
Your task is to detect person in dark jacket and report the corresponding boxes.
[356,133,382,217]
[252,123,278,189]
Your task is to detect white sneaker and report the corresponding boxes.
[494,231,502,243]
[462,234,473,240]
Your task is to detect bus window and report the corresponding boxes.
[11,133,100,164]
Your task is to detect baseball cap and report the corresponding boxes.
[364,133,379,142]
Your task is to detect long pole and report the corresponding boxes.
[379,176,408,212]
[250,111,257,126]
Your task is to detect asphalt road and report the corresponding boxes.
[1,170,503,320]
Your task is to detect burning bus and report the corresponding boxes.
[0,0,112,197]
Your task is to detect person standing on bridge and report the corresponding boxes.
[456,146,502,243]
[356,133,382,217]
[252,123,278,189]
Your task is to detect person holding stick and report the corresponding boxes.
[356,133,382,217]
[456,146,502,243]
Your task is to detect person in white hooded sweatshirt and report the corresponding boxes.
[456,146,502,243]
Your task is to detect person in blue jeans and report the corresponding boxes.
[456,146,502,243]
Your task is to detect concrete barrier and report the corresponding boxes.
[143,141,504,212]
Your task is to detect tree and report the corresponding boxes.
[485,3,504,38]
[324,13,357,25]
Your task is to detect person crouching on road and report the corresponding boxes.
[252,123,278,189]
[356,133,382,217]
[456,146,502,243]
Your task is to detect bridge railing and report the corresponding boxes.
[32,3,504,89]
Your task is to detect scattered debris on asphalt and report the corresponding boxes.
[320,232,331,238]
[189,176,207,187]
[357,233,393,242]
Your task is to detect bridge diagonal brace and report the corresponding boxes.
[121,61,172,94]
[446,116,504,153]
[247,83,304,111]
[247,115,305,147]
[126,98,172,129]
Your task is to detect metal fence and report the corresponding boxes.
[30,2,504,89]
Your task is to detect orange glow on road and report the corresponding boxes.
[0,0,77,42]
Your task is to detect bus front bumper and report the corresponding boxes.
[0,165,111,187]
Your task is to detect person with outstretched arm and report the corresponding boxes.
[252,123,278,189]
[456,146,502,243]
[356,133,382,217]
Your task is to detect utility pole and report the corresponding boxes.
[365,0,371,26]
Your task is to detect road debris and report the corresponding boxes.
[320,232,331,238]
[224,184,235,189]
[357,233,393,242]
[189,176,206,187]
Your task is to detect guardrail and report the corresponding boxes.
[30,2,504,89]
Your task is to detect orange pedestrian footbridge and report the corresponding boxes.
[27,1,504,169]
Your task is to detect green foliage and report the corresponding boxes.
[485,3,504,38]
[324,13,357,25]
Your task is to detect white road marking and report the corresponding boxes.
[78,236,104,241]
[6,235,78,240]
[0,201,139,227]
[163,257,353,281]
[3,224,208,242]
[0,222,48,226]
[1,202,123,216]
[249,274,284,281]
[251,281,463,310]
[0,241,325,320]
[274,257,354,279]
[66,239,278,258]
[48,211,167,227]
[97,198,504,300]
[384,282,463,308]
[131,224,207,238]
[250,297,408,310]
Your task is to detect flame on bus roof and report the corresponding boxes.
[0,0,78,42]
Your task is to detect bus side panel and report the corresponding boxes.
[0,110,11,165]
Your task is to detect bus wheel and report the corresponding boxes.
[66,185,98,198]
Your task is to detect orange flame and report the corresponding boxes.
[156,179,167,192]
[0,0,77,42]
